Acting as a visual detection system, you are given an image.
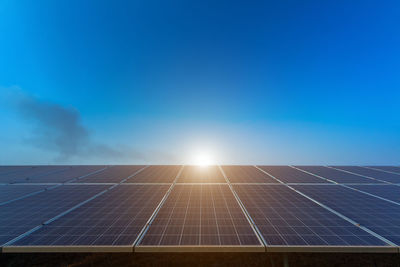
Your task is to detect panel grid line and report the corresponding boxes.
[277,166,397,246]
[3,166,149,247]
[133,165,184,247]
[218,165,266,247]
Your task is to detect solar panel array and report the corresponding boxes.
[1,165,400,253]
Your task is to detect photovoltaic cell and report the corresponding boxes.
[125,165,181,183]
[0,166,33,175]
[221,166,278,183]
[139,184,261,246]
[294,166,383,184]
[292,184,400,245]
[234,184,386,246]
[366,166,400,174]
[13,166,106,183]
[347,185,400,204]
[332,166,400,184]
[0,185,108,245]
[177,166,226,183]
[12,185,169,246]
[258,166,329,183]
[76,166,145,183]
[0,166,70,184]
[0,185,49,204]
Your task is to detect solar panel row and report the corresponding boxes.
[1,165,400,253]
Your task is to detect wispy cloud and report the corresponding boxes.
[2,87,155,163]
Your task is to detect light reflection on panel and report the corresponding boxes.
[125,165,181,183]
[177,166,226,183]
[222,166,278,183]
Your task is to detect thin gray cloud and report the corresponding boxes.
[2,87,150,163]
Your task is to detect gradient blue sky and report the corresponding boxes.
[1,0,399,165]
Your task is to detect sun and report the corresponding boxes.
[191,151,214,167]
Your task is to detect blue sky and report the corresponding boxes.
[1,0,399,165]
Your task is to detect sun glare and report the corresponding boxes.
[191,151,214,167]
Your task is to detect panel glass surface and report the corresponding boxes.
[0,166,33,175]
[177,166,225,183]
[76,166,145,183]
[221,166,278,183]
[366,166,400,174]
[0,185,108,245]
[0,166,70,184]
[125,165,181,183]
[0,185,49,204]
[348,185,400,204]
[258,166,329,183]
[234,184,386,246]
[12,185,169,246]
[139,184,261,246]
[294,166,383,184]
[14,166,106,183]
[332,166,400,184]
[292,185,400,245]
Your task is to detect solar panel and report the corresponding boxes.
[1,165,399,253]
[292,184,400,245]
[177,166,225,183]
[10,185,169,248]
[0,166,33,175]
[0,166,70,184]
[294,166,384,184]
[125,165,181,183]
[366,166,400,174]
[138,184,262,250]
[76,166,145,183]
[0,185,49,204]
[258,166,330,183]
[233,184,387,247]
[347,185,400,204]
[221,166,278,183]
[0,185,109,246]
[13,166,106,184]
[332,166,400,184]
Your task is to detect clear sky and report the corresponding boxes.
[0,0,399,165]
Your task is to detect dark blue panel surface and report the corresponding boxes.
[293,185,400,245]
[0,185,49,204]
[234,184,387,246]
[333,166,400,184]
[77,166,145,183]
[295,166,383,183]
[0,166,33,175]
[348,185,400,204]
[0,166,70,184]
[12,185,169,246]
[367,166,400,174]
[13,166,106,183]
[0,185,108,245]
[259,166,330,183]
